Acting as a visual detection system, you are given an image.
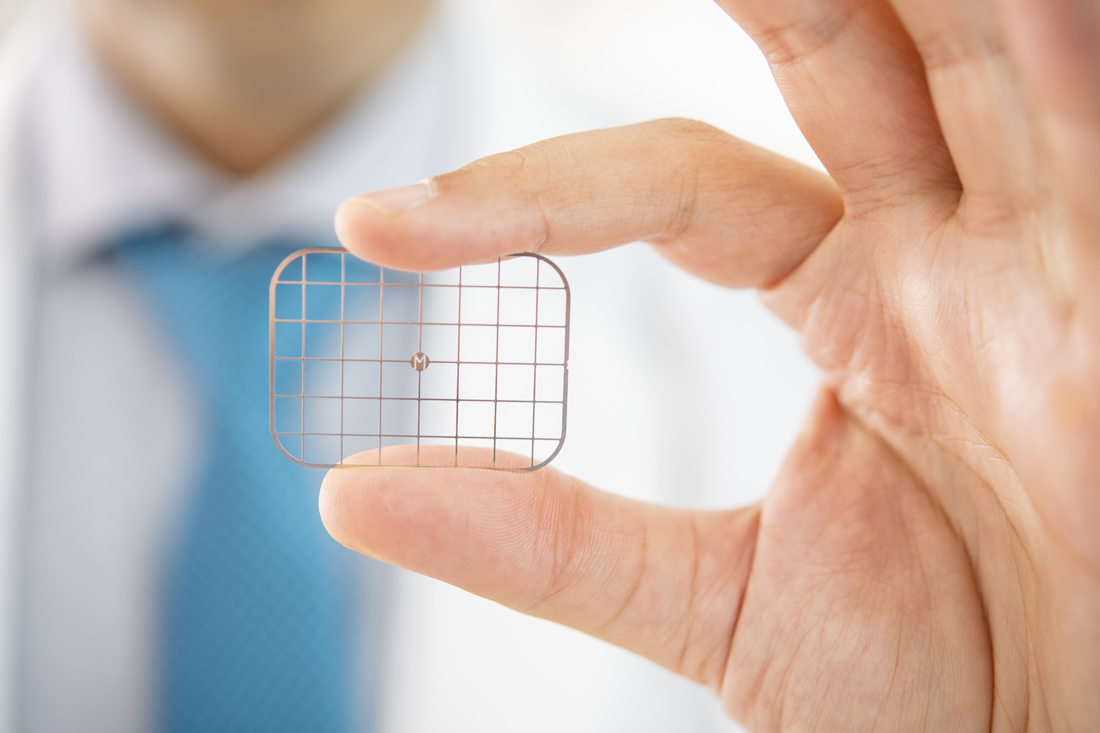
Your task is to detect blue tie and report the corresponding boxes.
[115,226,356,733]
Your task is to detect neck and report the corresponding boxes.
[82,0,434,176]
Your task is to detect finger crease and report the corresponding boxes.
[753,0,875,68]
[915,30,1011,75]
[599,522,648,633]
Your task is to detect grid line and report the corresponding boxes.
[269,249,569,471]
[416,271,423,466]
[377,264,384,466]
[277,281,564,290]
[492,258,501,466]
[274,319,566,328]
[275,395,565,404]
[531,258,540,465]
[454,264,462,467]
[299,255,306,460]
[339,253,345,463]
[276,432,565,441]
[275,357,567,366]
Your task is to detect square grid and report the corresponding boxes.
[269,249,570,470]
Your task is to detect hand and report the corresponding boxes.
[324,0,1100,729]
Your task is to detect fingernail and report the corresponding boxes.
[356,180,433,214]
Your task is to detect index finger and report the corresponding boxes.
[335,119,841,289]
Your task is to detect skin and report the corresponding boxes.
[82,0,434,174]
[323,0,1100,730]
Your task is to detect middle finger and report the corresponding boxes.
[716,0,959,207]
[888,0,1053,234]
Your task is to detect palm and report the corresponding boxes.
[731,12,1100,715]
[728,207,1066,729]
[324,0,1100,730]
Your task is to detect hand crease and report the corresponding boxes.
[597,522,647,633]
[675,514,701,679]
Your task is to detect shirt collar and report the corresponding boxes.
[29,2,458,269]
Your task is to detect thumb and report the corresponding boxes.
[319,445,759,688]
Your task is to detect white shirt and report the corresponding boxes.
[21,6,461,731]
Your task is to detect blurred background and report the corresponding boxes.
[0,0,24,37]
[0,0,821,731]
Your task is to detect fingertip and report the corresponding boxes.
[335,179,435,265]
[334,197,390,264]
[318,462,363,552]
[333,197,363,240]
[318,450,395,556]
[335,195,442,272]
[316,446,572,570]
[334,188,479,271]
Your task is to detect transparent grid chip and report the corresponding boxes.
[269,249,570,471]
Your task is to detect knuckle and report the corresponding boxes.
[751,0,873,67]
[645,117,727,145]
[512,471,588,611]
